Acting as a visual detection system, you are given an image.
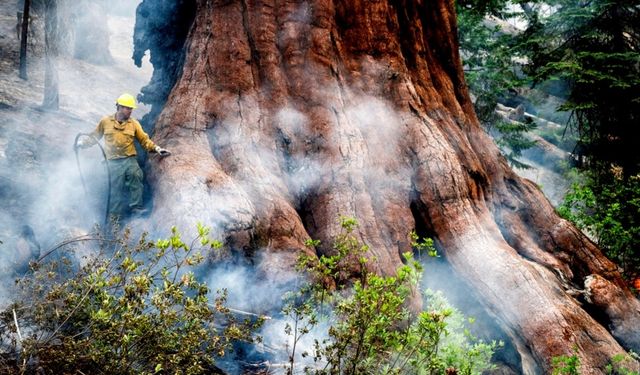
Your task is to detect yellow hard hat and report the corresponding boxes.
[116,93,137,109]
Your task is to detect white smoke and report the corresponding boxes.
[0,2,528,371]
[0,0,150,303]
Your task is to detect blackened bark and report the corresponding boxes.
[19,0,31,80]
[133,0,197,131]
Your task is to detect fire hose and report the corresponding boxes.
[73,133,111,229]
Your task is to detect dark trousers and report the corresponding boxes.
[107,157,143,216]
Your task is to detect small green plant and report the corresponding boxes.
[606,353,640,375]
[410,230,438,258]
[424,290,500,375]
[552,348,580,375]
[305,238,322,248]
[0,225,259,374]
[282,291,318,375]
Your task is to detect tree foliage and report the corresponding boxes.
[456,0,535,168]
[458,0,640,176]
[457,0,640,278]
[518,0,640,277]
[520,0,640,177]
[457,0,522,121]
[558,171,640,277]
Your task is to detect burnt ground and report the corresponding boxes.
[0,1,152,118]
[0,0,152,219]
[0,0,153,301]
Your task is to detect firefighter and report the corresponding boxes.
[76,93,170,218]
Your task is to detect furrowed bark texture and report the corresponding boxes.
[139,0,640,373]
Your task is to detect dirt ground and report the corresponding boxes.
[0,0,153,279]
[0,0,153,187]
[0,0,151,128]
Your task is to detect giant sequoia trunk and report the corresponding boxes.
[136,0,640,373]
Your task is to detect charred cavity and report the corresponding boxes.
[133,0,197,131]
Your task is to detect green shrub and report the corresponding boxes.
[0,225,259,374]
[558,171,640,276]
[286,217,500,375]
[552,350,580,375]
[552,351,640,375]
[606,353,640,375]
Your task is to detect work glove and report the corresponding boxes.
[75,138,91,149]
[155,146,171,157]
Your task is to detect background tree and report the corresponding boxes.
[456,0,540,169]
[18,0,31,80]
[456,0,517,121]
[522,0,640,177]
[457,0,640,278]
[133,0,640,372]
[72,0,113,65]
[514,0,640,277]
[41,0,58,110]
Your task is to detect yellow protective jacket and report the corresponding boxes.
[88,115,157,160]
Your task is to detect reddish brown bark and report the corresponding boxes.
[144,0,640,372]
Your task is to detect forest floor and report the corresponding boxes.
[0,0,151,302]
[0,0,151,199]
[0,0,151,120]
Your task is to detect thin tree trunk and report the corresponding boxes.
[42,0,59,110]
[136,0,640,373]
[18,0,31,80]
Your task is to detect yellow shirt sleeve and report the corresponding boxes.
[86,117,107,146]
[133,120,157,152]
